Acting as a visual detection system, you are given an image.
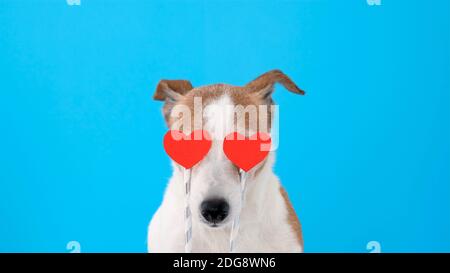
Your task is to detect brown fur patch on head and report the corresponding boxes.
[228,87,271,134]
[175,84,273,135]
[153,70,304,131]
[279,186,304,248]
[176,84,229,130]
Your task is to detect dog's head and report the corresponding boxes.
[153,70,304,228]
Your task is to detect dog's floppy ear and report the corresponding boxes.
[246,70,305,100]
[153,79,193,101]
[153,79,193,125]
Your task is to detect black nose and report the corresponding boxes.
[200,198,229,225]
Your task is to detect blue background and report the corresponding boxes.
[0,0,449,253]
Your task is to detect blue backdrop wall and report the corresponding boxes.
[0,0,449,252]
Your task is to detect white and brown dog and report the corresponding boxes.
[147,70,304,252]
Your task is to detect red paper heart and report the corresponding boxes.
[223,132,271,172]
[163,130,212,169]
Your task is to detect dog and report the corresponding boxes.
[147,70,304,252]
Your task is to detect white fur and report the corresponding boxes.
[147,94,302,252]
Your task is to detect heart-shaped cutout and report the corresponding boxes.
[223,132,271,172]
[163,130,212,169]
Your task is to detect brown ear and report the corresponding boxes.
[153,79,193,101]
[153,79,193,126]
[246,70,305,100]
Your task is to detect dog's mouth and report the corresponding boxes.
[199,217,230,228]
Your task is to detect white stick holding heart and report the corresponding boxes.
[183,168,193,253]
[229,169,247,252]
